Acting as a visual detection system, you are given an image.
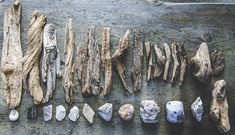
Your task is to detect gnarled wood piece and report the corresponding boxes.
[112,30,133,94]
[131,30,143,92]
[210,50,225,76]
[178,42,187,86]
[62,18,75,104]
[101,27,112,95]
[153,44,165,78]
[2,0,22,109]
[171,43,179,84]
[42,24,61,103]
[210,80,230,133]
[23,11,46,105]
[163,43,171,81]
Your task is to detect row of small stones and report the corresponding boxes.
[9,98,203,123]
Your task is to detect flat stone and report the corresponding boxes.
[191,97,203,122]
[140,100,160,123]
[43,105,52,121]
[9,110,19,121]
[83,103,95,123]
[68,106,79,122]
[27,106,37,120]
[166,101,185,123]
[119,104,134,121]
[98,103,113,121]
[56,105,66,121]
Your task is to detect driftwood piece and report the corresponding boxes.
[131,30,143,92]
[42,24,61,103]
[163,43,171,81]
[210,80,230,133]
[178,42,187,86]
[145,42,152,81]
[210,50,225,76]
[171,43,179,84]
[153,44,165,78]
[112,30,133,94]
[101,27,112,95]
[2,0,22,109]
[62,18,75,104]
[22,11,46,105]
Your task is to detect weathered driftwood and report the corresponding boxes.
[178,42,187,86]
[2,0,23,109]
[62,18,75,104]
[22,11,46,105]
[42,24,61,103]
[163,43,171,81]
[153,44,165,78]
[210,50,225,76]
[131,30,143,92]
[112,30,133,94]
[171,43,179,84]
[101,27,112,95]
[145,42,152,81]
[210,80,230,133]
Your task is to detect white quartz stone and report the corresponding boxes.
[56,105,66,121]
[68,106,79,122]
[9,110,19,121]
[43,105,52,121]
[98,103,113,121]
[166,101,185,123]
[191,97,203,122]
[83,103,95,123]
[140,100,160,123]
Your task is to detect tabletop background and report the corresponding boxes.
[0,0,235,135]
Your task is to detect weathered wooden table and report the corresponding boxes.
[0,0,235,135]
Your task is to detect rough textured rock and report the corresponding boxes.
[166,101,185,123]
[178,42,187,86]
[119,104,134,121]
[56,105,66,121]
[140,100,160,123]
[68,106,79,122]
[43,105,52,121]
[98,103,113,121]
[2,0,23,109]
[9,110,19,121]
[163,43,171,81]
[191,97,203,122]
[27,106,37,119]
[83,103,95,123]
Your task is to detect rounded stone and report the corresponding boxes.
[9,110,19,121]
[43,105,52,121]
[98,103,113,121]
[68,106,79,122]
[140,100,160,123]
[119,104,134,121]
[191,97,203,122]
[56,105,66,121]
[166,101,185,123]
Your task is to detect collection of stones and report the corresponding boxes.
[2,1,230,134]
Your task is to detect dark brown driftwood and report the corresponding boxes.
[163,43,171,81]
[101,27,112,95]
[62,18,75,104]
[22,11,46,105]
[178,42,187,86]
[210,80,230,133]
[112,30,133,94]
[171,43,179,84]
[131,30,143,92]
[210,50,225,76]
[42,24,61,103]
[153,44,165,78]
[2,0,22,109]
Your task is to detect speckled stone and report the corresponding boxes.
[140,100,160,123]
[56,105,66,121]
[43,105,52,121]
[191,97,203,122]
[119,104,134,121]
[83,103,95,123]
[68,106,79,122]
[166,101,185,123]
[98,103,113,121]
[9,110,19,121]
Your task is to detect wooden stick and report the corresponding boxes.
[153,44,165,78]
[171,42,179,84]
[145,42,152,81]
[163,43,171,81]
[178,42,187,86]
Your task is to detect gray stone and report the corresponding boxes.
[98,103,113,121]
[140,100,160,123]
[119,104,134,121]
[68,106,79,122]
[56,105,66,121]
[191,97,203,122]
[83,103,95,123]
[9,110,19,121]
[43,105,52,121]
[166,101,185,123]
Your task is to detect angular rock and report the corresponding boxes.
[68,106,79,122]
[56,105,66,121]
[98,103,113,121]
[119,104,134,121]
[43,105,52,121]
[140,100,160,123]
[166,101,184,123]
[27,106,37,120]
[191,97,203,122]
[9,110,19,121]
[83,103,95,123]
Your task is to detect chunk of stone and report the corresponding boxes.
[119,104,134,121]
[9,110,19,121]
[140,100,160,123]
[83,103,95,123]
[56,105,66,121]
[43,105,52,121]
[166,101,185,123]
[98,103,113,121]
[191,97,203,122]
[68,106,79,122]
[27,106,37,119]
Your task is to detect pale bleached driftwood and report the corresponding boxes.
[62,18,75,104]
[22,11,46,105]
[171,42,179,84]
[145,42,152,81]
[42,24,61,103]
[163,43,171,81]
[178,42,187,86]
[153,44,165,78]
[2,0,22,109]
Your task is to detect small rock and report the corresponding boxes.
[191,97,203,122]
[98,103,113,121]
[83,103,95,123]
[9,110,19,121]
[43,105,52,121]
[56,105,66,121]
[140,100,160,123]
[27,106,37,119]
[119,104,134,121]
[166,101,185,123]
[68,106,79,122]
